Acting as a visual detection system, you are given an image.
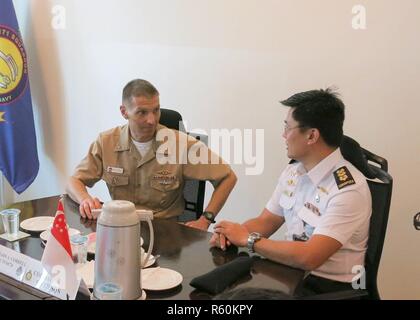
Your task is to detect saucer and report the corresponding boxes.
[0,231,31,242]
[40,228,80,241]
[141,254,156,268]
[79,261,147,300]
[20,216,54,232]
[139,289,147,300]
[141,267,183,291]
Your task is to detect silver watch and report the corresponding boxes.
[247,232,261,253]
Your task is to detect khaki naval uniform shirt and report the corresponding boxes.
[266,149,372,282]
[72,124,232,218]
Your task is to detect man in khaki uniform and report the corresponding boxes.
[66,79,237,231]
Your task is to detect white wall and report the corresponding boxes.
[3,0,420,299]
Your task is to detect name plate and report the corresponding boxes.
[0,244,67,299]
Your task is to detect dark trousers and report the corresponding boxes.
[297,274,355,297]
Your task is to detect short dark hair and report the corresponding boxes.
[280,88,345,148]
[122,79,159,104]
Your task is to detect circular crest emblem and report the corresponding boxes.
[0,25,28,105]
[25,270,33,281]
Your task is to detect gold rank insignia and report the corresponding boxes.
[333,166,355,190]
[317,186,329,195]
[156,170,170,175]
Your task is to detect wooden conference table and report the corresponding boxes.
[0,195,305,300]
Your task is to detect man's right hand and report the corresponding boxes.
[209,232,231,251]
[79,196,102,219]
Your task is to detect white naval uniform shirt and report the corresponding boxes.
[266,149,372,282]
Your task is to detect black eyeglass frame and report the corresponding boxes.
[414,212,420,230]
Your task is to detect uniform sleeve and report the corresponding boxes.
[313,188,371,245]
[265,167,291,216]
[182,138,231,188]
[265,180,284,216]
[71,136,104,188]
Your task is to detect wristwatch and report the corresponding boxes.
[202,211,216,224]
[247,232,262,253]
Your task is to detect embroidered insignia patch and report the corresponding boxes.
[333,166,355,190]
[153,170,176,185]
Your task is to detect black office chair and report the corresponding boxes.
[159,108,184,131]
[303,135,393,300]
[159,108,206,221]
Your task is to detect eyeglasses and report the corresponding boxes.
[414,212,420,230]
[283,123,304,133]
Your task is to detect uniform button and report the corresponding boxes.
[160,200,166,205]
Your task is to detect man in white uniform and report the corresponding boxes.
[210,88,372,294]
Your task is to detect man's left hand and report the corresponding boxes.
[213,220,249,247]
[186,217,211,231]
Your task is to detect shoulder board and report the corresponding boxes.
[333,166,356,190]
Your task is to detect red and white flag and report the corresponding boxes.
[41,200,80,299]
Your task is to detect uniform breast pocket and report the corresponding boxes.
[279,193,296,210]
[298,206,321,228]
[149,178,181,209]
[103,172,130,200]
[103,172,129,187]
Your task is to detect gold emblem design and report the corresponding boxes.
[25,270,32,281]
[336,168,348,182]
[317,186,329,195]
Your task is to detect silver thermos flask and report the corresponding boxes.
[93,200,144,300]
